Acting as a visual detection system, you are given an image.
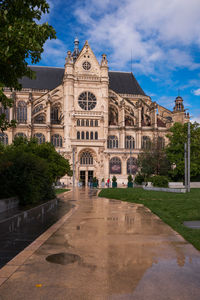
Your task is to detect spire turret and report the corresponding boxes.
[72,37,80,62]
[173,96,184,112]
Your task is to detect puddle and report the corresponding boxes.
[183,221,200,229]
[46,252,81,265]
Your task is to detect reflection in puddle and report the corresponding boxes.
[46,252,81,265]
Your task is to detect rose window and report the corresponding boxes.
[82,61,91,70]
[78,92,96,111]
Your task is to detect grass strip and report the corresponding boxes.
[55,188,70,195]
[98,188,200,250]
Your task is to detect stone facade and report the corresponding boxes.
[1,40,189,186]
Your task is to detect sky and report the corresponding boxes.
[32,0,200,123]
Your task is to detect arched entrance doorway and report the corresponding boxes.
[79,150,94,186]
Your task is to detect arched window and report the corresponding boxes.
[125,116,134,126]
[81,119,85,126]
[51,106,60,124]
[81,131,85,139]
[142,136,151,150]
[125,136,135,149]
[90,120,93,127]
[90,132,93,140]
[0,133,8,145]
[0,106,9,120]
[15,132,27,139]
[86,131,89,140]
[86,120,89,127]
[78,91,96,111]
[34,133,45,144]
[80,151,93,165]
[51,134,62,147]
[33,114,45,124]
[127,157,138,175]
[109,157,121,174]
[107,136,118,149]
[158,137,165,149]
[95,120,98,127]
[109,106,118,125]
[17,101,27,123]
[77,119,80,126]
[95,132,98,140]
[77,131,80,140]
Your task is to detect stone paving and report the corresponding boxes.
[0,188,200,300]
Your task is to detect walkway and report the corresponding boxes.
[0,188,200,300]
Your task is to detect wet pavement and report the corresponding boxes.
[0,197,71,268]
[0,188,200,299]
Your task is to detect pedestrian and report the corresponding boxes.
[107,178,110,188]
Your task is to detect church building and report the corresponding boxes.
[1,39,189,186]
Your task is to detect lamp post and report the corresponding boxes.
[188,122,190,192]
[72,147,75,188]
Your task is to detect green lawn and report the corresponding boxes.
[99,188,200,250]
[55,188,70,195]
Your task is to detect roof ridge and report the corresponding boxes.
[109,71,132,74]
[28,65,64,69]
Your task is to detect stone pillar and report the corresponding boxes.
[63,51,74,152]
[46,95,51,125]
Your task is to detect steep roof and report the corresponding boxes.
[19,66,146,96]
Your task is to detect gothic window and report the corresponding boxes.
[77,119,80,126]
[142,136,151,150]
[109,106,118,125]
[82,61,91,70]
[86,131,89,140]
[78,92,96,111]
[81,119,85,126]
[0,106,9,120]
[15,132,27,139]
[125,116,134,126]
[90,120,93,127]
[158,137,165,149]
[33,114,45,124]
[86,119,89,127]
[32,104,43,115]
[107,136,118,149]
[77,131,80,139]
[34,133,45,144]
[80,151,93,165]
[81,131,85,139]
[0,133,8,145]
[109,157,121,174]
[51,107,60,124]
[127,157,138,175]
[95,131,98,140]
[90,132,93,140]
[51,134,62,147]
[95,120,98,127]
[125,136,135,149]
[17,101,27,123]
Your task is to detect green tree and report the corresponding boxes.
[0,138,72,204]
[138,137,170,178]
[166,122,200,181]
[0,0,56,131]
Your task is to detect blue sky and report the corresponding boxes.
[32,0,200,122]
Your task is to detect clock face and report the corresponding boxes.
[82,61,91,70]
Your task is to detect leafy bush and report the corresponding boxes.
[112,176,117,182]
[127,175,133,182]
[134,173,145,185]
[0,138,72,205]
[151,175,169,188]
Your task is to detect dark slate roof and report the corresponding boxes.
[19,66,146,96]
[108,71,146,96]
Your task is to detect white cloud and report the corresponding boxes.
[193,88,200,96]
[74,0,200,73]
[42,39,67,67]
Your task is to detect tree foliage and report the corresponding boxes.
[137,138,171,178]
[166,122,200,181]
[0,138,72,204]
[0,0,56,131]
